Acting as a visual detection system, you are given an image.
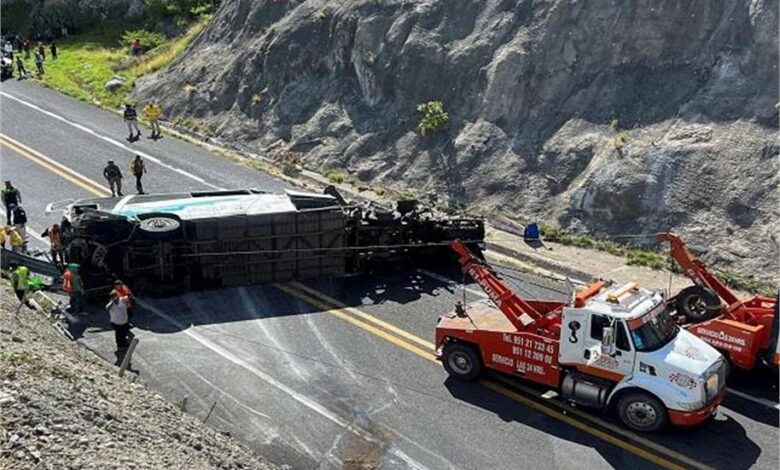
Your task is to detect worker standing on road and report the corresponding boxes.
[106,291,130,350]
[113,279,135,323]
[103,160,123,197]
[130,155,147,194]
[142,99,162,139]
[41,223,65,266]
[63,263,86,315]
[9,203,27,252]
[2,180,21,224]
[124,103,141,141]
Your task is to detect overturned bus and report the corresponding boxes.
[47,188,484,295]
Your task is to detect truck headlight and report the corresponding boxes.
[705,371,719,401]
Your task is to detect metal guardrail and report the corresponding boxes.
[0,248,62,278]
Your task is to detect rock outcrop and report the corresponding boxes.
[134,0,780,280]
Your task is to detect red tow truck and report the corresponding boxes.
[436,240,727,432]
[658,232,780,371]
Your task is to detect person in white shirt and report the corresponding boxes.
[106,291,130,350]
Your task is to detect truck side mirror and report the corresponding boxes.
[602,326,615,356]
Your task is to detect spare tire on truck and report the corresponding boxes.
[136,213,183,240]
[675,285,722,323]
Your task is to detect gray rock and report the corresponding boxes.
[104,78,125,92]
[132,0,778,281]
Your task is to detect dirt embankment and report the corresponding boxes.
[0,286,274,470]
[134,0,779,282]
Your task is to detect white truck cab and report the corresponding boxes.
[559,282,727,431]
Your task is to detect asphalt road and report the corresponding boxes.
[1,79,778,470]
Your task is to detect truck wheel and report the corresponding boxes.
[676,286,721,323]
[137,213,182,240]
[617,393,668,432]
[442,343,482,381]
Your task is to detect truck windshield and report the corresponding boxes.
[629,307,678,352]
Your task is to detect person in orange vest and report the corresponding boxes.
[41,223,65,266]
[63,263,86,315]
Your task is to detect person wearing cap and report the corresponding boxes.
[106,290,130,349]
[103,160,123,197]
[1,180,21,225]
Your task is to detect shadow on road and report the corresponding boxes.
[444,374,764,470]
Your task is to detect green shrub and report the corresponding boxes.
[324,170,346,184]
[121,29,167,53]
[144,0,221,22]
[1,352,26,366]
[417,101,449,136]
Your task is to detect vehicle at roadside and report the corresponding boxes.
[435,240,727,433]
[658,232,779,371]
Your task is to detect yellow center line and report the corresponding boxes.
[0,134,110,197]
[289,281,436,350]
[274,283,434,361]
[280,281,713,470]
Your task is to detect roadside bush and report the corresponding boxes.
[417,101,449,136]
[144,0,221,22]
[121,29,167,53]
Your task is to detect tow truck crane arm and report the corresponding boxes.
[451,239,548,331]
[657,232,740,306]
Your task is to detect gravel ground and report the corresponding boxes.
[0,285,275,470]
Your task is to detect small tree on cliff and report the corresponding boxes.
[417,101,449,137]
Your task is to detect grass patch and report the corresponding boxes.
[1,352,27,366]
[31,17,209,110]
[324,169,347,184]
[533,220,772,294]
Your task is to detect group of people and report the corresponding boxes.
[103,154,148,197]
[1,181,27,253]
[11,248,135,351]
[3,36,57,79]
[63,264,135,350]
[123,100,163,142]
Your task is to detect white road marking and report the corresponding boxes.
[137,299,429,470]
[0,91,224,190]
[727,388,780,411]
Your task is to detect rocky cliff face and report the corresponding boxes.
[134,0,780,280]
